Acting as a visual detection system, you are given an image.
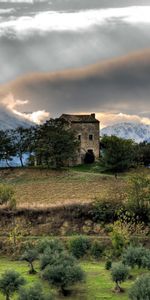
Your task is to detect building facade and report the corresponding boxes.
[60,113,100,164]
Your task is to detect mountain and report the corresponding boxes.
[101,122,150,143]
[0,108,33,130]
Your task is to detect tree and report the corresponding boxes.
[21,248,38,274]
[38,238,65,271]
[42,252,85,295]
[18,283,53,300]
[9,127,33,167]
[0,270,25,300]
[138,142,150,167]
[100,135,137,172]
[122,245,146,268]
[129,274,150,300]
[33,118,79,168]
[111,263,129,292]
[69,236,91,259]
[0,130,15,166]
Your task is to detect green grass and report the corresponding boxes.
[0,257,148,300]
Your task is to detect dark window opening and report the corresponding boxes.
[78,134,81,141]
[89,134,93,141]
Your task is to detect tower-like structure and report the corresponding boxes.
[60,113,100,164]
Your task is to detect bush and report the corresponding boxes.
[129,274,150,300]
[69,236,91,259]
[141,249,150,270]
[91,200,121,223]
[38,238,64,254]
[18,283,53,300]
[122,245,146,268]
[0,184,16,208]
[42,252,85,295]
[0,270,25,300]
[90,241,104,260]
[111,263,129,292]
[105,260,112,270]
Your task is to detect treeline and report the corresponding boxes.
[100,135,150,172]
[0,118,150,170]
[0,118,79,168]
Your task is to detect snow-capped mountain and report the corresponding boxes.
[101,122,150,143]
[0,109,32,130]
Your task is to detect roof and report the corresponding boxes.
[60,113,99,124]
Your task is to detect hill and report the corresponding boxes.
[101,122,150,143]
[0,108,32,130]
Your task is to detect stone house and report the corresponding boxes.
[60,113,100,164]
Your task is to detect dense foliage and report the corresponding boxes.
[0,270,25,300]
[129,274,150,300]
[69,236,91,259]
[100,135,139,172]
[18,283,53,300]
[0,118,79,168]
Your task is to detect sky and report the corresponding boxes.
[0,0,150,128]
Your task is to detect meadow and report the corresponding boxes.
[0,165,132,208]
[0,257,148,300]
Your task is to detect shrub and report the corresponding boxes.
[0,184,16,208]
[122,245,146,268]
[127,175,150,223]
[18,283,53,300]
[105,260,112,270]
[38,238,64,254]
[111,262,129,292]
[21,248,39,274]
[42,252,85,295]
[141,249,150,270]
[40,248,71,271]
[0,270,25,300]
[90,241,104,260]
[69,236,91,259]
[91,200,121,223]
[129,274,150,300]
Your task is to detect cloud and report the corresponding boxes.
[0,9,15,14]
[1,6,150,38]
[95,112,150,128]
[0,0,48,3]
[1,93,50,124]
[0,49,150,127]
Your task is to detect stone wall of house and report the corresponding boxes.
[71,122,100,163]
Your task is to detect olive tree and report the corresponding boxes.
[0,270,25,300]
[42,252,85,295]
[122,245,146,269]
[111,263,129,292]
[21,248,39,274]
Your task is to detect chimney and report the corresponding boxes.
[91,113,95,119]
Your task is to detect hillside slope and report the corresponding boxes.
[101,122,150,143]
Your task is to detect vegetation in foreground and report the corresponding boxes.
[0,257,149,300]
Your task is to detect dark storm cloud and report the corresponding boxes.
[1,21,150,84]
[0,49,150,118]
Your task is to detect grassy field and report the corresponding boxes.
[0,257,148,300]
[0,166,130,208]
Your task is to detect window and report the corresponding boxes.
[78,134,81,141]
[89,134,93,141]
